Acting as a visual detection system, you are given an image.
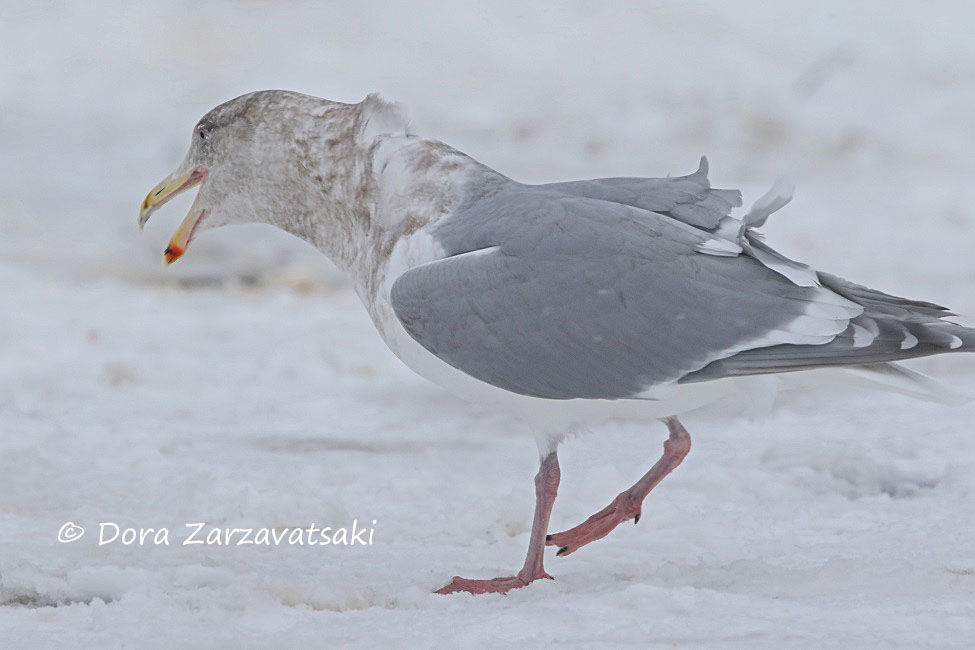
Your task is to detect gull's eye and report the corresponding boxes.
[198,125,209,141]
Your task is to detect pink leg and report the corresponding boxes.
[436,451,560,595]
[546,416,691,557]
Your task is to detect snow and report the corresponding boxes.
[3,0,975,645]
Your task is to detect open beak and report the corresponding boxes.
[139,166,208,264]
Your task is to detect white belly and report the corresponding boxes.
[364,299,775,448]
[365,309,950,452]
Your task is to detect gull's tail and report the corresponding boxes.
[684,272,975,387]
[841,362,970,405]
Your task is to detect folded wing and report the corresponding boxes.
[390,165,973,400]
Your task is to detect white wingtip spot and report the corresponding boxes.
[745,242,821,287]
[811,287,863,318]
[695,237,743,257]
[949,335,963,349]
[901,332,919,350]
[852,323,876,348]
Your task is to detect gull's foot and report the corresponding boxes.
[545,492,641,557]
[435,570,554,595]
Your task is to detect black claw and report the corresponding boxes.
[546,534,552,541]
[634,512,641,524]
[556,546,569,556]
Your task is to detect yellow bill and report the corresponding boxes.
[138,167,208,264]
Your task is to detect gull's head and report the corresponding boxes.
[139,90,408,264]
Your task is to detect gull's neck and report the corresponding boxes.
[285,131,491,291]
[269,99,380,274]
[271,97,489,287]
[353,134,492,302]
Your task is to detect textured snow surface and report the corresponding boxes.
[2,1,975,646]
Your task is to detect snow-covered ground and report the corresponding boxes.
[2,1,975,646]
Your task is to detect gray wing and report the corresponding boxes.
[540,160,975,382]
[391,169,974,400]
[538,156,742,229]
[390,185,866,400]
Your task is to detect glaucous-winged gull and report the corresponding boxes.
[140,90,974,594]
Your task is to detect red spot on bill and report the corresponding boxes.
[164,244,184,264]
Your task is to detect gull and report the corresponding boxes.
[139,90,974,595]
